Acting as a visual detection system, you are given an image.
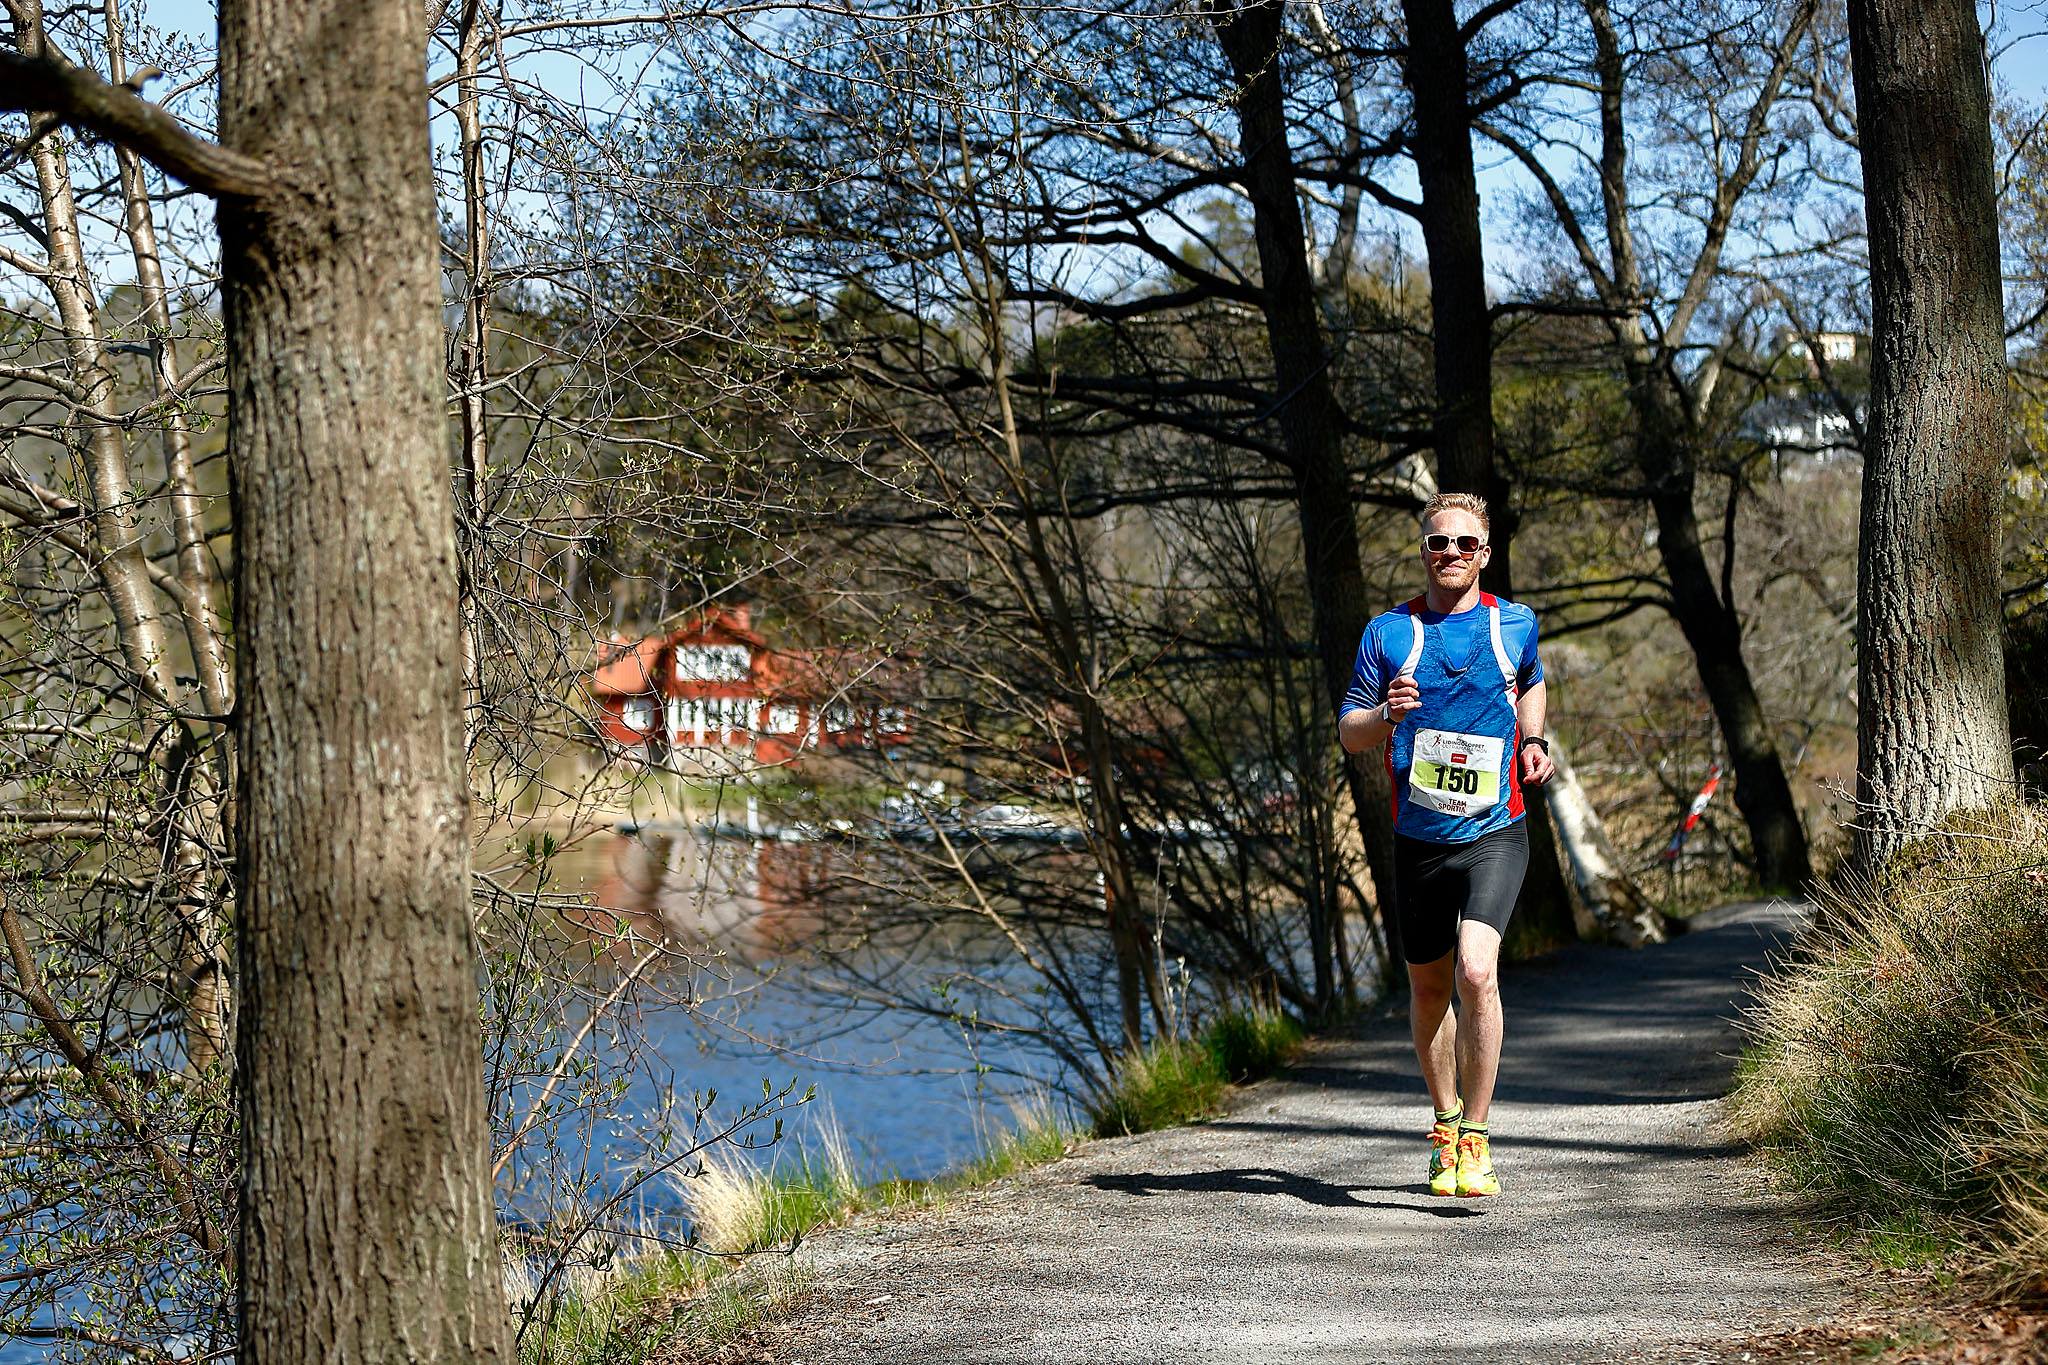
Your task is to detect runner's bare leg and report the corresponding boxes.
[1454,921,1505,1123]
[1408,950,1459,1112]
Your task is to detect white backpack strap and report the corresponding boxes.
[1399,611,1425,678]
[1487,602,1518,695]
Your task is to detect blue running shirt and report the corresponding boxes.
[1340,593,1544,845]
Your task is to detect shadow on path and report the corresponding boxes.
[1200,1118,1743,1163]
[1274,1061,1726,1107]
[1082,1167,1484,1217]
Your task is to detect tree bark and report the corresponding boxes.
[1846,0,2016,871]
[1215,0,1404,976]
[218,0,514,1358]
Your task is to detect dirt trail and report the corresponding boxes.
[761,901,1844,1364]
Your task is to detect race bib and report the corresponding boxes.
[1408,728,1506,816]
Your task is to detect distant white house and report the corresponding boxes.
[1746,395,1862,474]
[1782,330,1859,365]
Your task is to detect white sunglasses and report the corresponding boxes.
[1421,532,1486,555]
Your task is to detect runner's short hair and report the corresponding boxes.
[1421,492,1490,537]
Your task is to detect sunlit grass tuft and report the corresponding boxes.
[1089,1006,1303,1137]
[673,1120,863,1255]
[958,1093,1073,1184]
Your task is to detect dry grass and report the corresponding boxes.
[671,1122,864,1256]
[514,1101,1079,1364]
[1732,805,2048,1297]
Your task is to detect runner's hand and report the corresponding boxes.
[1383,674,1421,722]
[1519,740,1555,788]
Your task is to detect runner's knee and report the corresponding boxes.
[1409,965,1453,1012]
[1454,954,1498,1001]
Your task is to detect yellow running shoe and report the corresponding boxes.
[1427,1122,1460,1196]
[1455,1130,1499,1197]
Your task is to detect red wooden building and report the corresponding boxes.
[588,605,913,766]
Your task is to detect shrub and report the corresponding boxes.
[1731,807,2048,1291]
[1090,1007,1304,1137]
[1203,1006,1305,1083]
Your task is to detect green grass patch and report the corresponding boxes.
[1202,1006,1304,1082]
[510,1244,710,1365]
[1850,1321,1950,1360]
[1089,1007,1303,1137]
[1858,1213,1955,1273]
[1731,805,2048,1294]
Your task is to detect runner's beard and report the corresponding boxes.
[1429,558,1481,592]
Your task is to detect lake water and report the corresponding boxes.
[492,824,1097,1206]
[1,824,1100,1363]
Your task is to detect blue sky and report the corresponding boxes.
[122,0,2048,307]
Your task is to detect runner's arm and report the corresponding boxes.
[1338,625,1402,753]
[1339,703,1388,754]
[1515,680,1555,786]
[1516,678,1546,743]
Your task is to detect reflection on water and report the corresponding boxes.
[573,827,832,956]
[519,826,1078,1196]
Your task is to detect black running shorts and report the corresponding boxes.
[1393,819,1529,964]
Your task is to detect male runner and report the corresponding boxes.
[1336,493,1554,1197]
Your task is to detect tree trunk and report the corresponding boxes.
[1493,532,1580,957]
[13,0,236,1073]
[1846,0,2015,871]
[1648,478,1814,889]
[1399,0,1583,955]
[218,0,514,1358]
[453,0,491,753]
[1401,0,1495,505]
[1572,0,1815,894]
[1545,735,1667,946]
[1215,0,1403,972]
[103,0,238,1075]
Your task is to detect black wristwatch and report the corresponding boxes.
[1520,736,1550,754]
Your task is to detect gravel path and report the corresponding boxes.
[767,900,1845,1364]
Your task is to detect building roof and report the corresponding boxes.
[753,645,919,702]
[590,634,665,697]
[672,604,766,651]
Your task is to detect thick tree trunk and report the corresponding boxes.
[1648,479,1814,890]
[1401,0,1495,506]
[1846,0,2015,871]
[1216,0,1403,977]
[1399,0,1595,954]
[218,0,514,1358]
